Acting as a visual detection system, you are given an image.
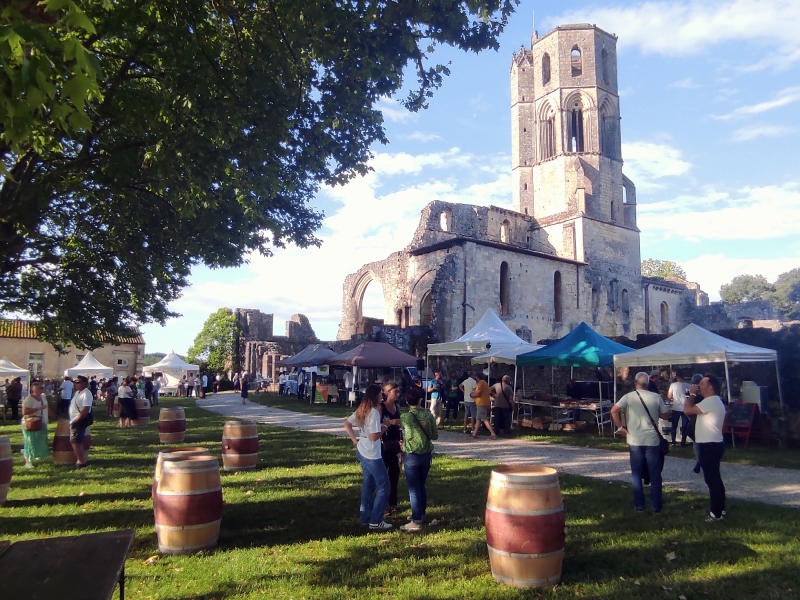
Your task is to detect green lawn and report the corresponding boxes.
[249,391,800,470]
[1,397,798,599]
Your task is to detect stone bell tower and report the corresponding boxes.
[511,23,643,335]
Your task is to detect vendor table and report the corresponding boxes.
[516,396,612,433]
[0,529,135,600]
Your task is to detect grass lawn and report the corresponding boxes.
[249,391,800,471]
[1,396,799,599]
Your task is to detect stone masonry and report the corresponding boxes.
[338,24,706,345]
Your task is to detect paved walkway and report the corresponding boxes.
[198,392,800,508]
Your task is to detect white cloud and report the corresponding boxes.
[714,86,800,120]
[402,132,442,142]
[622,141,692,191]
[638,183,800,242]
[739,47,800,73]
[670,77,702,89]
[376,98,415,124]
[731,124,794,141]
[683,254,800,301]
[550,0,800,58]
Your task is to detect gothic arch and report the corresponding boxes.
[537,100,557,160]
[410,269,436,326]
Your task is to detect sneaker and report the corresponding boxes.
[369,521,393,531]
[704,512,724,523]
[407,514,426,523]
[400,521,422,532]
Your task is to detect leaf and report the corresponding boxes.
[143,555,159,565]
[666,552,677,561]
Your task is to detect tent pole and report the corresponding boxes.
[775,359,786,418]
[724,360,731,404]
[551,366,554,395]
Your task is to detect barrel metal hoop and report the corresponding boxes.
[491,569,562,586]
[162,465,218,475]
[222,435,258,440]
[224,453,258,458]
[158,486,222,496]
[490,481,561,491]
[155,518,222,532]
[485,503,564,516]
[487,544,564,560]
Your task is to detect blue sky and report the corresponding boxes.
[142,0,800,354]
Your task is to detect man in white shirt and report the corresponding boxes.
[278,371,288,395]
[69,376,93,468]
[459,372,478,435]
[684,373,727,522]
[59,376,74,416]
[611,372,670,513]
[667,370,690,447]
[200,372,208,398]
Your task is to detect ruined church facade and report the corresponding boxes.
[338,24,705,344]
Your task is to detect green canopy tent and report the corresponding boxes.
[516,322,634,369]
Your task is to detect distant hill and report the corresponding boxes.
[143,352,166,366]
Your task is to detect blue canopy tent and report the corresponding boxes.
[516,322,633,368]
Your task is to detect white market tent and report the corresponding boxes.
[0,356,30,393]
[427,309,530,357]
[142,350,199,387]
[471,342,545,365]
[612,323,783,415]
[65,351,114,379]
[427,309,534,400]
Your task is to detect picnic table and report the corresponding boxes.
[0,529,135,600]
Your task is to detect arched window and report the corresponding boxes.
[554,271,562,322]
[539,104,556,160]
[542,53,551,85]
[660,302,670,333]
[571,46,582,76]
[610,200,615,222]
[621,289,629,315]
[440,207,452,232]
[601,48,610,84]
[600,102,618,159]
[568,100,584,153]
[501,219,511,243]
[500,262,510,316]
[420,292,433,326]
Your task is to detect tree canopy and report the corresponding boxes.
[719,274,773,304]
[772,268,800,319]
[187,308,241,373]
[641,259,687,280]
[1,0,518,349]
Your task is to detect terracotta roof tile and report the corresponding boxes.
[0,319,144,345]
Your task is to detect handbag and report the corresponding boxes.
[636,391,669,456]
[71,410,94,430]
[25,416,42,431]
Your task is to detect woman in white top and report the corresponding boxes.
[343,384,393,530]
[117,378,134,428]
[667,370,690,447]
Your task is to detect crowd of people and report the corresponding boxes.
[611,369,727,523]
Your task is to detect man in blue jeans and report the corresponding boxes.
[611,372,670,513]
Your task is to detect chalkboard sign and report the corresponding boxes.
[725,402,758,427]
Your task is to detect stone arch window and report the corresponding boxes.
[591,285,600,321]
[660,301,670,333]
[568,98,584,153]
[539,102,556,160]
[601,48,610,85]
[571,46,582,76]
[621,289,629,315]
[500,262,510,316]
[554,271,563,322]
[609,279,619,311]
[500,219,511,243]
[440,207,452,232]
[610,200,615,222]
[420,292,433,326]
[542,52,551,85]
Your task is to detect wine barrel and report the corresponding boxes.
[152,447,211,518]
[53,419,91,465]
[135,397,151,426]
[158,407,186,443]
[154,455,223,554]
[0,436,12,506]
[485,466,565,588]
[221,420,258,471]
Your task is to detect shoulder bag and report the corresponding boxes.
[635,391,669,456]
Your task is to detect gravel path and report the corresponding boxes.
[198,392,800,508]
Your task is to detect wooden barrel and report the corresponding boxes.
[485,466,565,588]
[52,420,92,465]
[222,420,258,471]
[158,407,186,443]
[154,455,223,554]
[152,447,211,518]
[0,436,12,506]
[135,397,151,425]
